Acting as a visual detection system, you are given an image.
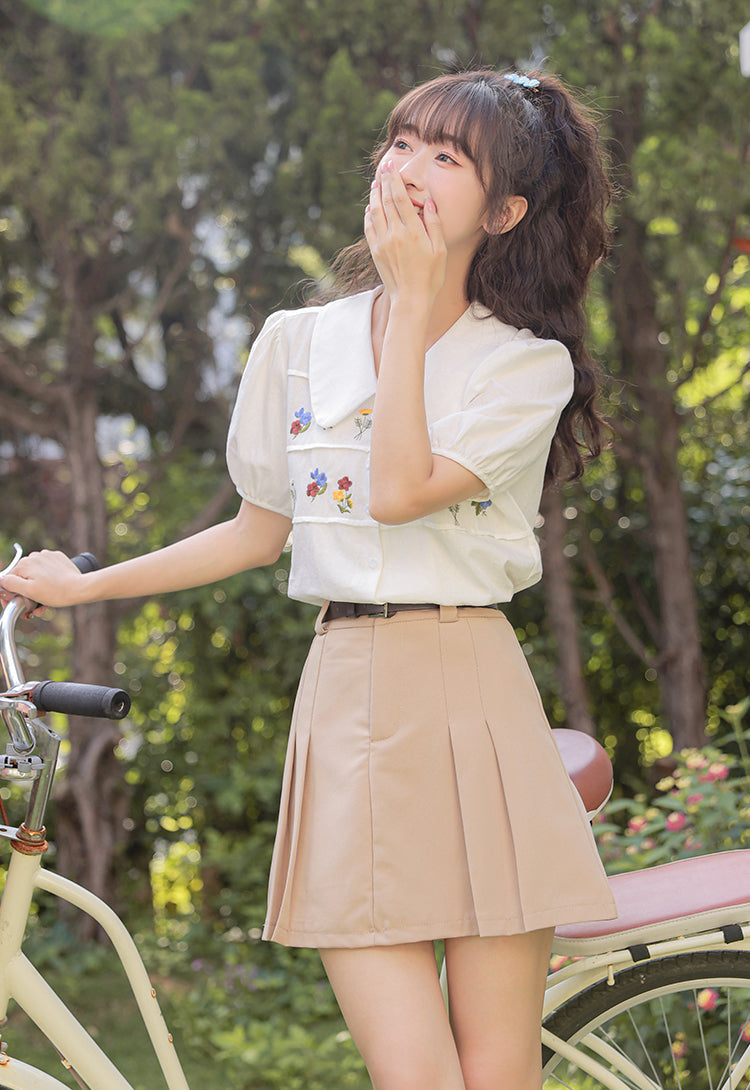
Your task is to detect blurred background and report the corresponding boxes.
[0,0,748,1085]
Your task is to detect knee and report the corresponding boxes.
[367,1048,465,1090]
[459,1044,541,1090]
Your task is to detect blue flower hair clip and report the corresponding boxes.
[503,72,541,91]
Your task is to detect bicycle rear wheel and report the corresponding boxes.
[542,950,750,1089]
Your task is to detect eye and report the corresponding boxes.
[436,150,459,165]
[393,138,411,151]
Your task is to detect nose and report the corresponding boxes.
[398,148,427,191]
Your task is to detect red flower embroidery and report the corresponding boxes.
[307,481,319,497]
[338,476,352,491]
[290,420,302,435]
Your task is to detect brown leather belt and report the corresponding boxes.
[324,601,498,621]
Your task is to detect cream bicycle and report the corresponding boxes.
[1,542,750,1088]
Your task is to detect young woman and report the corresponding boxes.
[1,69,617,1089]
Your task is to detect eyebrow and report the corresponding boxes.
[395,124,467,154]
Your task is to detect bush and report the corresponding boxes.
[596,699,750,873]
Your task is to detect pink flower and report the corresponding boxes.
[741,1019,750,1042]
[699,762,729,782]
[666,812,687,831]
[697,988,718,1011]
[686,793,704,805]
[672,1038,688,1059]
[685,752,709,770]
[628,816,648,834]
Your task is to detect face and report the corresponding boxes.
[382,131,489,259]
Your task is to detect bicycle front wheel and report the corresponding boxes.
[0,1055,75,1089]
[542,949,750,1089]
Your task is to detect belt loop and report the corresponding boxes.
[315,602,331,635]
[439,605,458,623]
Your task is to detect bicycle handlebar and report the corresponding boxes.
[31,681,131,720]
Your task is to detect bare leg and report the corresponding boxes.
[320,941,466,1090]
[444,928,554,1090]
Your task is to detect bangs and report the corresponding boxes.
[386,77,504,184]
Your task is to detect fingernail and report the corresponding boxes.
[371,178,378,189]
[425,198,437,213]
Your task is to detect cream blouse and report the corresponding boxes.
[226,288,573,607]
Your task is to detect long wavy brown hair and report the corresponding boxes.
[329,68,613,483]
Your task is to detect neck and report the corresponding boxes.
[376,261,472,353]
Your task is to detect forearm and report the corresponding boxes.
[369,298,434,513]
[80,517,281,603]
[368,300,483,524]
[0,501,292,608]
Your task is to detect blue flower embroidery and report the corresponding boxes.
[307,468,327,498]
[290,407,312,437]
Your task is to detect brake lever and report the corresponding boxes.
[0,543,23,583]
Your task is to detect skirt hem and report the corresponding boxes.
[263,897,618,948]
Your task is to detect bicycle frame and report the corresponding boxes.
[0,549,191,1089]
[0,847,190,1090]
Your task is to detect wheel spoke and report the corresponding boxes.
[543,952,750,1090]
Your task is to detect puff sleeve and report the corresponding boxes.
[428,335,574,494]
[226,311,292,517]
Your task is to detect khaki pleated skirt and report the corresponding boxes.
[263,605,616,948]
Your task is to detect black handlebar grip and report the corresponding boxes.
[71,553,99,574]
[31,681,131,720]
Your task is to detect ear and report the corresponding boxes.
[484,195,528,236]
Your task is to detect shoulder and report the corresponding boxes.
[462,306,574,399]
[250,290,376,363]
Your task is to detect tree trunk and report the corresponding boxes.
[609,214,707,749]
[540,488,597,736]
[51,312,130,935]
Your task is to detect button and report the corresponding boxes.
[367,558,378,569]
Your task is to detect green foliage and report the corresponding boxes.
[160,943,367,1089]
[21,0,198,36]
[597,701,750,873]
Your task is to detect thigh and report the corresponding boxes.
[444,929,554,1090]
[320,941,465,1090]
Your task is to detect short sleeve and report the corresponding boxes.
[226,311,293,517]
[429,335,574,494]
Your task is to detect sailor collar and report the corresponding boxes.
[308,290,378,429]
[307,288,500,429]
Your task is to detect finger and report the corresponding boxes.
[380,162,414,226]
[421,197,444,247]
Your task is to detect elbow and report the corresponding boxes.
[367,487,422,526]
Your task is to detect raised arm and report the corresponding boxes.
[364,156,486,525]
[0,500,291,608]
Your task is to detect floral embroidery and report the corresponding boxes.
[307,468,327,498]
[290,407,312,437]
[448,504,460,525]
[354,409,373,440]
[290,481,296,507]
[471,499,492,516]
[333,476,353,514]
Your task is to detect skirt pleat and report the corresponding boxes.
[263,607,616,948]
